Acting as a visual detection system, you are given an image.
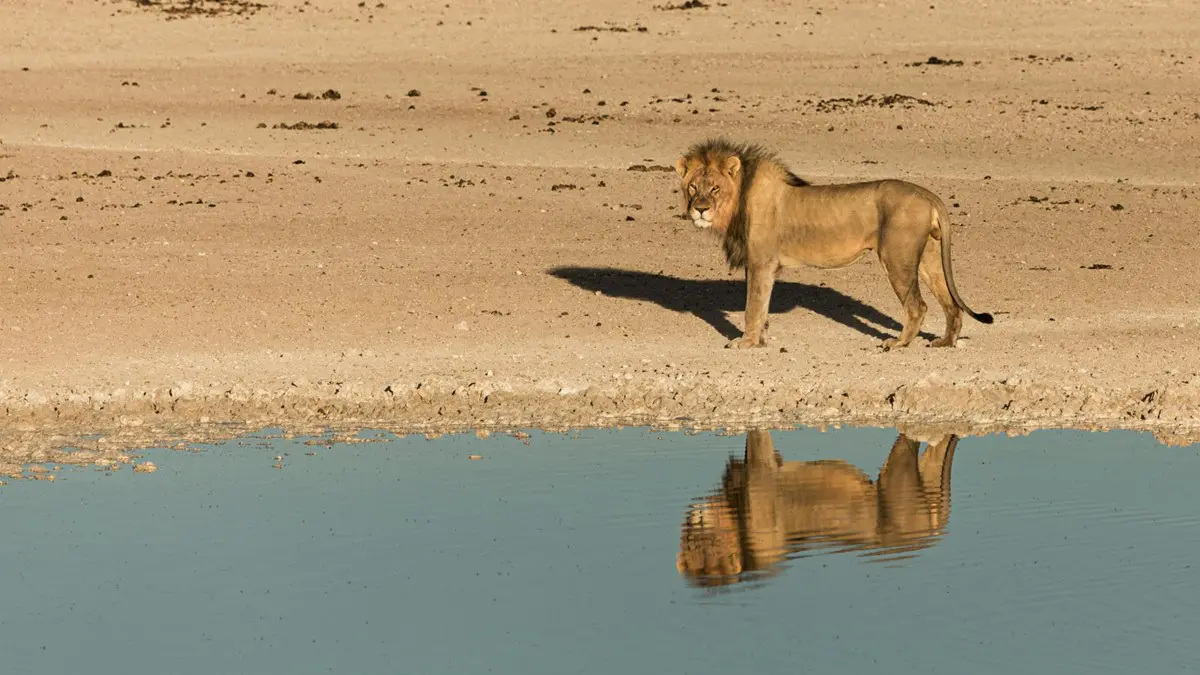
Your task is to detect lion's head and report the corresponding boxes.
[674,150,742,233]
[675,495,745,587]
[674,139,810,270]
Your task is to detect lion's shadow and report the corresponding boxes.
[548,266,937,342]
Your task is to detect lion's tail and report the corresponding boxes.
[934,203,994,325]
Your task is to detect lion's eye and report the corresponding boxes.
[687,184,697,196]
[710,186,719,195]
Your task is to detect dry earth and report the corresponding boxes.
[2,0,1200,476]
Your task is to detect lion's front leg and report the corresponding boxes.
[727,263,776,349]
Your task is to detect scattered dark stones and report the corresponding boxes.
[294,89,342,100]
[545,107,557,118]
[406,89,421,97]
[550,184,578,191]
[1013,54,1077,64]
[1083,263,1113,270]
[559,113,609,125]
[907,56,963,67]
[1110,203,1125,211]
[131,0,268,19]
[574,23,647,33]
[438,175,477,188]
[0,170,18,182]
[627,164,673,172]
[1012,194,1079,208]
[655,0,708,9]
[272,121,339,130]
[810,93,939,112]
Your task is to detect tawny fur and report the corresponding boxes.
[676,430,958,587]
[675,137,993,350]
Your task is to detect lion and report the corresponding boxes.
[674,138,993,350]
[676,429,959,588]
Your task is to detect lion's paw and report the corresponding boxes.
[726,336,766,350]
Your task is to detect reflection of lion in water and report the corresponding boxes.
[674,138,993,350]
[676,429,958,588]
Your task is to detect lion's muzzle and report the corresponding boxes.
[689,206,714,229]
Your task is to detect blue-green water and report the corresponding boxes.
[2,426,1198,674]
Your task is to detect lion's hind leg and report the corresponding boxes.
[878,242,927,351]
[918,236,962,348]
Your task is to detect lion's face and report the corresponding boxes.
[676,496,744,586]
[674,154,741,233]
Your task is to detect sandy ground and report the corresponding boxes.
[2,0,1200,475]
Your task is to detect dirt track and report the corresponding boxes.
[2,0,1199,475]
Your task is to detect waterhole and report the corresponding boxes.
[2,426,1197,674]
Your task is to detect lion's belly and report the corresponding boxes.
[780,247,873,270]
[777,220,877,270]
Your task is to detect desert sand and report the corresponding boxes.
[2,0,1199,475]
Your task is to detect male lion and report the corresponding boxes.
[676,429,959,588]
[674,138,993,350]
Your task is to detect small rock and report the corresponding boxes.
[468,454,483,460]
[133,462,157,474]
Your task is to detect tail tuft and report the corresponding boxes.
[973,312,994,325]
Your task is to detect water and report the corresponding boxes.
[2,425,1198,674]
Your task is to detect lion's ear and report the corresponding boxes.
[674,156,688,177]
[724,155,741,178]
